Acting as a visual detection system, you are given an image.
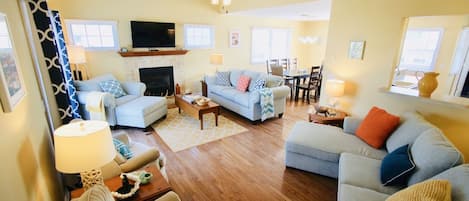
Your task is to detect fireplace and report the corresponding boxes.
[139,66,174,96]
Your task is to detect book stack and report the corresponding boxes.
[182,94,202,104]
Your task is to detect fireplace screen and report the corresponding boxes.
[139,66,174,96]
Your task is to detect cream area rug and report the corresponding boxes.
[152,108,248,152]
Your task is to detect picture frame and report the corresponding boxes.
[229,30,240,48]
[348,40,366,60]
[0,13,26,113]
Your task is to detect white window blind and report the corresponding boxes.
[184,24,214,49]
[0,19,12,49]
[251,27,291,64]
[398,28,444,72]
[65,20,119,51]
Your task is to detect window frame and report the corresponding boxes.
[251,27,292,64]
[183,24,215,50]
[398,27,444,72]
[65,19,119,51]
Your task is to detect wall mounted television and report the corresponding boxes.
[131,21,176,48]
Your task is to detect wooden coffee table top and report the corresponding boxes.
[175,94,219,110]
[71,165,171,201]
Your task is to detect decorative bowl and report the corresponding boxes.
[195,97,210,106]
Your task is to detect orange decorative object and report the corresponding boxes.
[417,72,439,98]
[356,107,400,149]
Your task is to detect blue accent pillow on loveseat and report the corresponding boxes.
[380,144,415,186]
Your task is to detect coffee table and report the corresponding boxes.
[71,165,171,201]
[175,94,220,130]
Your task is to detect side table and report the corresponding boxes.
[71,165,171,201]
[308,108,348,128]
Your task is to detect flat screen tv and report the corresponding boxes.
[131,21,175,48]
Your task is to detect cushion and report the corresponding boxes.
[250,77,266,91]
[229,70,243,86]
[386,180,451,201]
[99,80,127,98]
[215,71,231,86]
[236,75,251,92]
[356,107,400,149]
[386,112,436,152]
[339,184,391,201]
[112,138,134,159]
[380,144,416,186]
[408,128,463,186]
[339,153,402,195]
[286,122,388,163]
[432,164,469,201]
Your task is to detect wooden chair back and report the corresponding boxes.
[266,59,279,74]
[289,58,298,70]
[271,65,284,76]
[307,66,322,89]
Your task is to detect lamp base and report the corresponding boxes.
[80,169,104,190]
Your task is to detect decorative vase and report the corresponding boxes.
[417,72,439,97]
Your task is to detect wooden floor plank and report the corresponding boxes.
[126,101,338,201]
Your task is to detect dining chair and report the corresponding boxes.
[271,65,294,99]
[280,58,289,70]
[266,59,279,74]
[295,66,322,104]
[289,58,298,70]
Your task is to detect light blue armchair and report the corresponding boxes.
[74,74,167,128]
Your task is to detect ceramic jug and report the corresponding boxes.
[416,72,439,97]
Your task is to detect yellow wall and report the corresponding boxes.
[322,0,469,160]
[47,0,328,91]
[299,21,329,68]
[0,0,63,200]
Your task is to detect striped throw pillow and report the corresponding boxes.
[112,138,133,159]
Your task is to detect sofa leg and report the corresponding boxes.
[251,120,261,125]
[110,125,119,130]
[278,113,284,118]
[143,126,153,133]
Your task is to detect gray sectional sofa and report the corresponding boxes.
[205,70,290,121]
[285,112,468,201]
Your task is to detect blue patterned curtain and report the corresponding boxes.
[27,0,81,124]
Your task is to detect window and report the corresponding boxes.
[0,19,12,49]
[65,20,119,50]
[184,24,214,49]
[398,28,444,72]
[251,27,291,64]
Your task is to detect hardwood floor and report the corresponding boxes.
[127,101,338,201]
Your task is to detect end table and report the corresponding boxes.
[308,108,348,128]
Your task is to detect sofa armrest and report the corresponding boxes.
[76,91,116,107]
[120,148,160,173]
[270,86,290,99]
[343,117,363,134]
[155,191,181,201]
[121,82,146,96]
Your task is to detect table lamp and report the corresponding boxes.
[54,120,116,190]
[210,53,224,71]
[67,45,88,80]
[325,79,345,115]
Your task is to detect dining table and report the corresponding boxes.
[284,69,310,101]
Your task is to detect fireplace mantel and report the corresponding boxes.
[118,50,189,57]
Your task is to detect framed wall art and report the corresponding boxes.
[0,13,26,113]
[348,40,366,60]
[229,30,240,48]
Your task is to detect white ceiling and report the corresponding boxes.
[228,0,331,21]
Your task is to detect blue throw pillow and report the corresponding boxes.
[380,144,416,186]
[112,138,133,159]
[215,71,231,86]
[99,80,127,98]
[250,78,266,91]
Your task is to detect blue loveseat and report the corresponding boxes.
[205,70,290,121]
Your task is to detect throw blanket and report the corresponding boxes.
[86,92,106,121]
[259,88,274,121]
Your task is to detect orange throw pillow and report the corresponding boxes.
[356,107,400,149]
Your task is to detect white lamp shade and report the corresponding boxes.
[326,79,345,97]
[210,53,224,65]
[211,0,219,5]
[67,45,86,64]
[54,120,116,173]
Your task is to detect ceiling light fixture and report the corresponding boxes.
[211,0,231,6]
[211,0,231,14]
